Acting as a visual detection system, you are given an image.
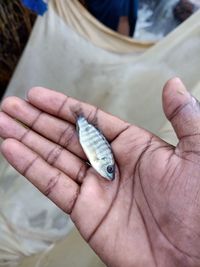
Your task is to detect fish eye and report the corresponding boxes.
[107,165,114,174]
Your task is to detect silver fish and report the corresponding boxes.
[76,116,115,181]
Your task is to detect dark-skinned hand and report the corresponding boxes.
[0,78,200,267]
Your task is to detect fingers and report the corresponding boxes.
[162,78,200,140]
[1,139,79,214]
[27,87,130,141]
[0,112,88,183]
[1,97,86,159]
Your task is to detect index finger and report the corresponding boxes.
[27,87,130,141]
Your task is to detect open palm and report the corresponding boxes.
[1,78,200,267]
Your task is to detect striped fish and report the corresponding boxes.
[76,116,115,181]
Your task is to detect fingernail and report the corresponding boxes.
[173,77,187,95]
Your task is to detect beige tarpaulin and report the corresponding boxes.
[1,0,200,266]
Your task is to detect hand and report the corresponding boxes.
[1,78,200,267]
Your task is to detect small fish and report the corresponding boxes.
[76,116,115,181]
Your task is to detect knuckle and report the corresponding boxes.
[58,124,76,148]
[44,172,61,197]
[87,106,99,125]
[57,96,68,117]
[46,145,63,165]
[76,164,88,183]
[20,128,31,142]
[168,102,190,121]
[22,155,39,176]
[65,186,79,214]
[30,111,42,128]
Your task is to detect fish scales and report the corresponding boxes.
[77,116,115,181]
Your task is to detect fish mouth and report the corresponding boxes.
[76,123,80,133]
[109,173,115,181]
[97,170,115,181]
[105,172,115,181]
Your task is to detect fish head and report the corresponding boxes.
[96,158,115,181]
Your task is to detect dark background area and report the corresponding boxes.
[0,0,36,100]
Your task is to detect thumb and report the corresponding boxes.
[162,77,200,140]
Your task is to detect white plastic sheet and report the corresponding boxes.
[0,153,73,266]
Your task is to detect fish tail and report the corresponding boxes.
[70,105,98,126]
[70,106,85,121]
